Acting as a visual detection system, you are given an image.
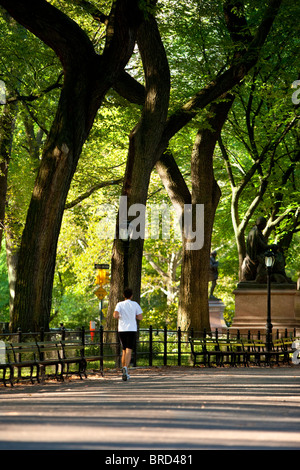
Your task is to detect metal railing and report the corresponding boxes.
[1,325,299,375]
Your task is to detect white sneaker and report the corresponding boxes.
[122,367,128,381]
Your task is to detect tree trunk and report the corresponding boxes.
[12,75,95,331]
[177,153,216,331]
[158,97,234,333]
[180,97,234,332]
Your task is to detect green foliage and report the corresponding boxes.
[140,291,178,330]
[50,289,98,330]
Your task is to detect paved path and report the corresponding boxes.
[0,366,300,451]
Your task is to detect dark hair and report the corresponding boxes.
[124,287,133,299]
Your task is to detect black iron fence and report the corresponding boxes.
[1,325,299,374]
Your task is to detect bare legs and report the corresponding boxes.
[121,348,132,381]
[122,348,132,368]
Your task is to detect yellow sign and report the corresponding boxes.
[95,286,107,300]
[95,269,110,286]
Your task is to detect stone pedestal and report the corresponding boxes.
[232,283,300,332]
[209,299,226,329]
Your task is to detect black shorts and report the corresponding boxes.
[119,331,136,350]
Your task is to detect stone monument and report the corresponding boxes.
[209,299,226,329]
[232,217,300,332]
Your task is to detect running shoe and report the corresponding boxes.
[122,366,128,381]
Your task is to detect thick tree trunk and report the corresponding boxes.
[157,97,234,333]
[178,97,234,333]
[12,73,96,331]
[176,154,220,332]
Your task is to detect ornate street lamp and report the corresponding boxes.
[265,250,275,355]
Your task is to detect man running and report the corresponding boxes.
[113,288,143,381]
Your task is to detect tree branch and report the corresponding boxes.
[71,0,108,24]
[159,0,282,148]
[0,0,96,70]
[65,178,123,209]
[5,73,63,104]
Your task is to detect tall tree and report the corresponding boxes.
[0,0,142,331]
[107,5,171,328]
[161,96,234,332]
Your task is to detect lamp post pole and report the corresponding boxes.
[265,250,275,356]
[266,264,272,353]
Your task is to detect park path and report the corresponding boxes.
[0,366,300,451]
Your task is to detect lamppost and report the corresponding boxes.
[265,250,275,354]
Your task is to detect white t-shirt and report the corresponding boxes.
[115,299,143,332]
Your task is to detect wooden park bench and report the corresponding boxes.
[35,339,86,382]
[189,336,251,367]
[189,335,296,368]
[248,338,292,366]
[0,336,103,387]
[189,336,225,367]
[1,341,40,386]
